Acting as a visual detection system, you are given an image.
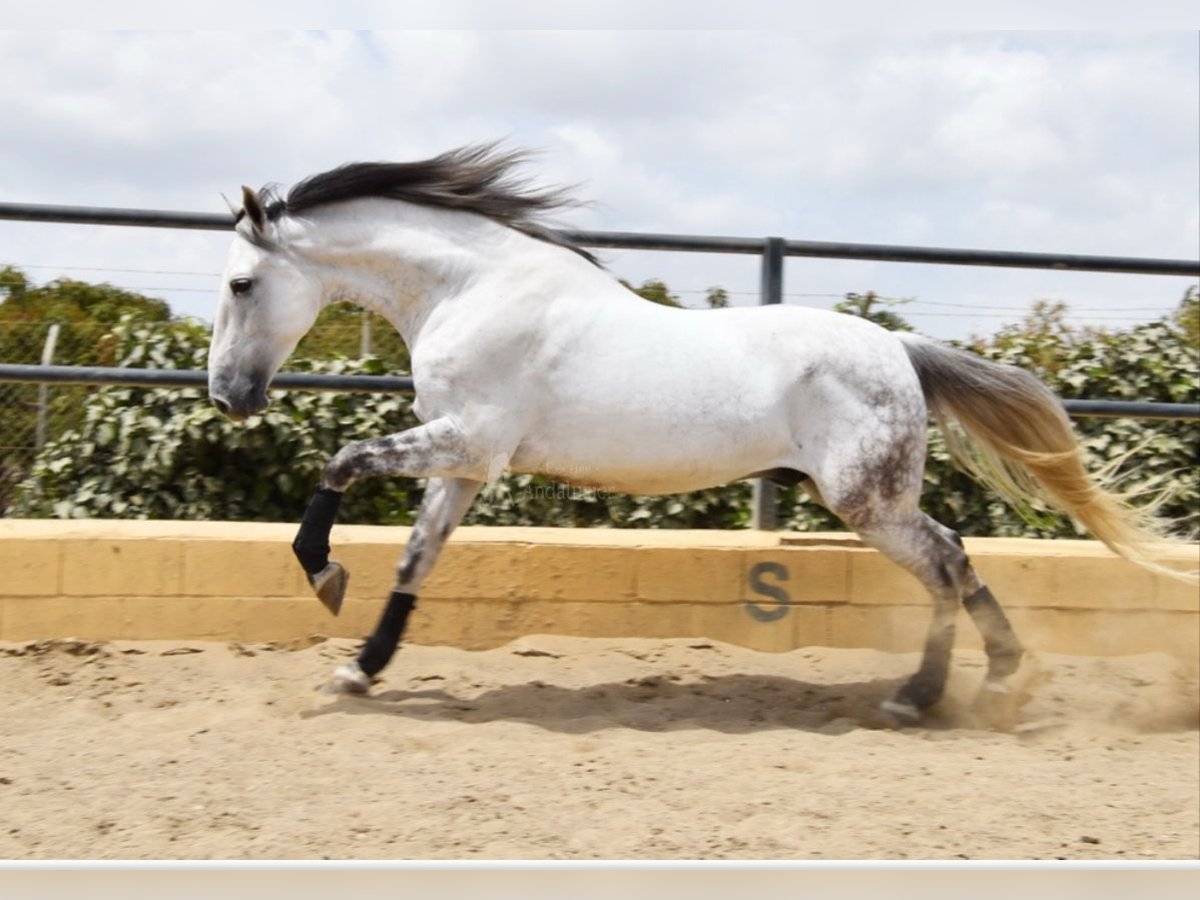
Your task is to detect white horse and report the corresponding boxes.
[207,144,1171,724]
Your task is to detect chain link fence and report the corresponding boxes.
[0,315,407,515]
[0,322,96,513]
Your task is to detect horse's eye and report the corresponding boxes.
[230,277,253,296]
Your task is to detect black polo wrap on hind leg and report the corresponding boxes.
[894,621,956,711]
[357,591,418,677]
[292,487,343,575]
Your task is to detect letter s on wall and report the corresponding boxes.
[744,561,791,622]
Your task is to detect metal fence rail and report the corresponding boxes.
[3,200,1200,276]
[1,364,1195,421]
[0,364,415,395]
[2,199,1198,527]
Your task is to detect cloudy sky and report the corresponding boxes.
[0,30,1196,339]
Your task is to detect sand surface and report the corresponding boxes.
[1,635,1196,861]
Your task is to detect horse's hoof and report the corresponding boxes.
[879,698,922,727]
[309,561,349,616]
[974,654,1040,731]
[321,661,371,695]
[973,680,1018,731]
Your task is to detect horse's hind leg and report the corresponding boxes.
[850,514,970,722]
[953,535,1024,687]
[327,476,482,693]
[851,513,1025,724]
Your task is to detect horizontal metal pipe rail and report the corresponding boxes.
[572,230,1200,276]
[2,201,1199,276]
[0,364,414,394]
[0,364,1196,421]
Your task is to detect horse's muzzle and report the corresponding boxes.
[210,392,269,421]
[209,375,269,421]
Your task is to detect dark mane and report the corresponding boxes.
[261,143,598,265]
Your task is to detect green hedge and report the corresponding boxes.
[13,314,1198,540]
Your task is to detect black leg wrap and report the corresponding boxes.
[357,591,417,677]
[292,487,343,575]
[963,585,1024,678]
[895,626,955,711]
[895,676,946,712]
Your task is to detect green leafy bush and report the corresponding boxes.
[13,320,423,524]
[816,315,1197,540]
[0,266,178,513]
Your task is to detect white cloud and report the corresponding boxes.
[0,30,1195,338]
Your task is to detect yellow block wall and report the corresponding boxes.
[0,520,1195,658]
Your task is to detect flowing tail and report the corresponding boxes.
[898,333,1193,580]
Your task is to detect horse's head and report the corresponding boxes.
[208,186,324,421]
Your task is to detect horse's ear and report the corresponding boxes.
[220,192,239,217]
[241,185,267,231]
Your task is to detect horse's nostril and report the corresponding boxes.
[212,396,231,416]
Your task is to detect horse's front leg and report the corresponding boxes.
[327,475,482,694]
[292,417,478,608]
[288,419,485,689]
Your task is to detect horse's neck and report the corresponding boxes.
[291,203,462,346]
[298,201,619,352]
